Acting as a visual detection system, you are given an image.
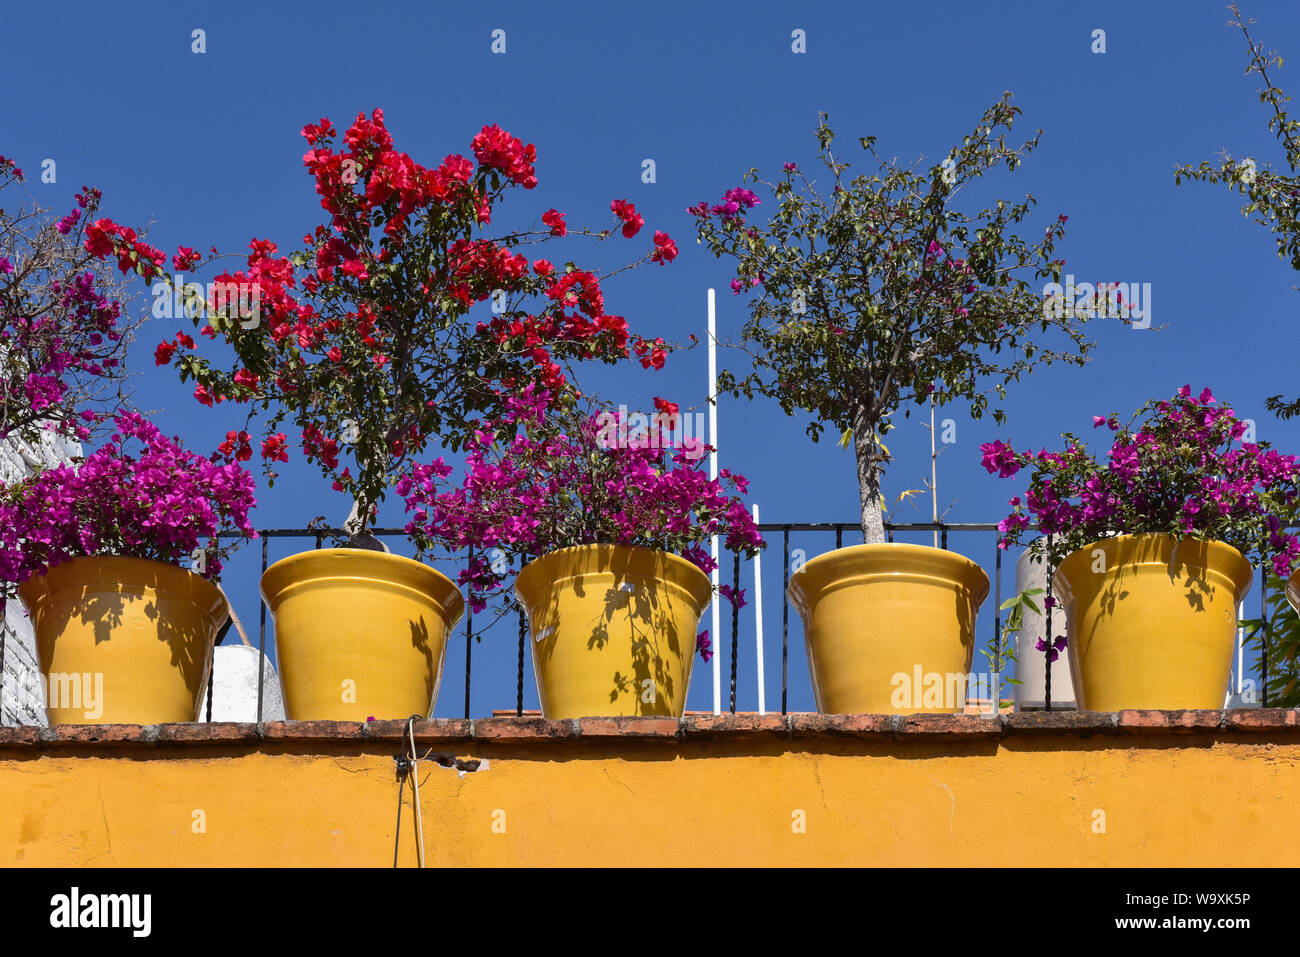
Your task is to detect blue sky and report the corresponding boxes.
[5,0,1299,714]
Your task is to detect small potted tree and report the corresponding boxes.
[692,95,1093,713]
[137,110,680,720]
[984,386,1300,710]
[2,411,257,724]
[400,391,762,719]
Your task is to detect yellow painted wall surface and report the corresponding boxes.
[3,731,1300,866]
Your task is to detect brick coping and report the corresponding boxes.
[0,709,1297,749]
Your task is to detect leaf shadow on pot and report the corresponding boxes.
[1081,539,1218,650]
[42,581,206,675]
[409,615,438,702]
[1168,539,1216,613]
[26,560,226,721]
[555,555,682,716]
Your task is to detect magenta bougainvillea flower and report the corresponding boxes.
[983,386,1300,577]
[398,393,763,658]
[0,411,258,587]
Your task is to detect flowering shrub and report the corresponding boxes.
[114,109,679,540]
[397,392,764,657]
[981,386,1300,576]
[0,411,258,588]
[0,157,150,444]
[691,96,1093,544]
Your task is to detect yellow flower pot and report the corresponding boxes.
[17,556,228,725]
[514,544,712,719]
[260,549,464,720]
[1053,534,1252,711]
[788,543,990,714]
[1284,568,1300,616]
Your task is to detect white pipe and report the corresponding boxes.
[752,503,766,715]
[708,288,721,715]
[1236,600,1245,697]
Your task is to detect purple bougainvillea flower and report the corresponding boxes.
[696,630,714,663]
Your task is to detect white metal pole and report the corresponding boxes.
[1236,601,1245,697]
[752,503,766,715]
[708,288,721,715]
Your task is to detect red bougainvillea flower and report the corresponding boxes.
[651,231,678,265]
[232,368,260,392]
[610,199,644,238]
[217,429,254,463]
[149,109,684,536]
[653,396,679,416]
[261,432,290,463]
[172,246,201,272]
[471,124,538,189]
[83,220,117,259]
[301,117,336,145]
[633,336,668,370]
[541,209,566,237]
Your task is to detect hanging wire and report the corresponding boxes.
[393,715,427,868]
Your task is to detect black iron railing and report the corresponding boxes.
[211,522,1275,722]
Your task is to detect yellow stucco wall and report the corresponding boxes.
[3,719,1299,866]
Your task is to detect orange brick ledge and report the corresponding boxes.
[1,708,1297,750]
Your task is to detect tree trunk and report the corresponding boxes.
[341,438,393,552]
[342,497,389,552]
[851,401,887,545]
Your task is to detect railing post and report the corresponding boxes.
[993,531,1002,718]
[257,535,268,724]
[729,551,741,714]
[465,545,474,721]
[782,526,790,716]
[1044,535,1054,712]
[517,605,526,718]
[1262,565,1270,707]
